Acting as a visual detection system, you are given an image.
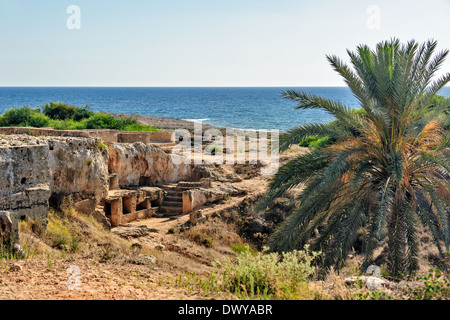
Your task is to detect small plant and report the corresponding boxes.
[0,242,19,260]
[95,139,108,153]
[356,290,393,300]
[231,244,256,255]
[207,145,222,155]
[407,268,450,300]
[192,233,214,248]
[47,254,53,269]
[211,245,320,299]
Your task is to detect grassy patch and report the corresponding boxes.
[0,103,159,132]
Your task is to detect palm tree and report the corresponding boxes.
[259,39,450,277]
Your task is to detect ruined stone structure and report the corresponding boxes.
[0,128,246,243]
[0,138,52,243]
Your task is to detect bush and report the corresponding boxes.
[26,112,50,128]
[0,106,51,128]
[122,122,159,132]
[43,102,77,120]
[309,135,331,149]
[299,135,331,149]
[85,113,123,130]
[1,106,34,126]
[212,245,320,299]
[42,102,93,122]
[73,106,94,121]
[1,102,159,132]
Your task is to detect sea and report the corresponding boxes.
[0,87,449,132]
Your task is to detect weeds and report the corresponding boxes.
[408,269,450,300]
[169,245,321,300]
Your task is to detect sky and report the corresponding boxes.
[1,0,450,87]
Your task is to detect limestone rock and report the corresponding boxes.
[134,254,157,265]
[0,140,51,242]
[47,137,109,201]
[344,276,388,290]
[108,142,194,187]
[111,224,154,238]
[10,263,22,272]
[0,211,17,244]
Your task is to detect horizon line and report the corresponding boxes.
[0,85,350,88]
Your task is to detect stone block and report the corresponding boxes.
[0,211,18,244]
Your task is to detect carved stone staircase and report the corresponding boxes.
[157,181,203,216]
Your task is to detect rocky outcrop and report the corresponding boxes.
[108,142,194,187]
[0,136,52,242]
[182,181,247,213]
[47,137,109,202]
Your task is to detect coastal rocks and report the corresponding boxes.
[108,142,194,187]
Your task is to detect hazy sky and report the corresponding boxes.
[1,0,450,86]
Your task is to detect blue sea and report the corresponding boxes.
[0,87,449,132]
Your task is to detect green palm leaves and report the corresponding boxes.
[262,39,450,276]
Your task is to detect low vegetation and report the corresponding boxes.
[0,102,159,131]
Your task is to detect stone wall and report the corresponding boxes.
[0,127,89,138]
[0,127,174,144]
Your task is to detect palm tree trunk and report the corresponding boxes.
[387,198,408,278]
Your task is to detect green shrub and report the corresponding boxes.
[309,135,331,149]
[299,135,331,149]
[298,135,319,147]
[43,102,77,120]
[1,106,34,126]
[192,233,214,248]
[212,245,320,299]
[1,102,160,132]
[122,122,158,132]
[73,105,94,121]
[85,113,122,130]
[26,112,50,128]
[0,106,51,128]
[231,244,256,255]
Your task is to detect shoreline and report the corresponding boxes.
[110,112,284,133]
[109,112,222,132]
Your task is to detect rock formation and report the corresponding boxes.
[0,131,246,243]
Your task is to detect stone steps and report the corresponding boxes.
[157,183,185,216]
[164,195,182,202]
[158,205,183,215]
[162,200,182,207]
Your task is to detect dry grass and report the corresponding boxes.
[182,217,245,251]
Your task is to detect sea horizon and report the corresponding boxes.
[1,86,449,132]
